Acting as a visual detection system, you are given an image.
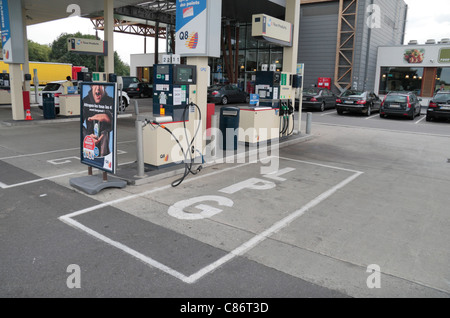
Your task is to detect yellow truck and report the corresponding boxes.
[0,60,73,85]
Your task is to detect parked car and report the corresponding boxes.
[336,90,381,116]
[426,91,450,122]
[380,92,422,120]
[38,80,79,114]
[38,80,131,114]
[124,83,153,98]
[297,87,336,111]
[118,90,131,113]
[207,84,250,105]
[119,76,141,90]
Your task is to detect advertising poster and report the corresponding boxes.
[80,83,117,174]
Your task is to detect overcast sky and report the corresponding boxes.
[26,0,450,66]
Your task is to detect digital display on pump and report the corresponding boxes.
[174,65,196,85]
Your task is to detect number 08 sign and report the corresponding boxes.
[175,0,221,57]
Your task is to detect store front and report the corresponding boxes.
[375,43,450,97]
[208,23,284,93]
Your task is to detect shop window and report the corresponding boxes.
[270,50,283,72]
[258,51,270,71]
[435,68,450,92]
[379,67,423,95]
[246,27,258,49]
[246,50,257,72]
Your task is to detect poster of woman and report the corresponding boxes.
[80,82,117,174]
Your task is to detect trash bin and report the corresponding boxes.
[219,107,240,151]
[43,93,56,119]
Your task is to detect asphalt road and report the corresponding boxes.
[0,99,449,300]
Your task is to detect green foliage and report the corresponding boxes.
[49,32,129,76]
[28,40,51,62]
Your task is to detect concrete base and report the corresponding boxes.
[69,174,127,195]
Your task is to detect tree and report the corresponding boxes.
[28,40,51,62]
[49,32,130,76]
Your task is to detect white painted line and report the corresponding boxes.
[187,170,363,284]
[0,172,84,189]
[59,157,363,284]
[0,160,136,189]
[59,216,190,282]
[0,140,135,161]
[314,122,450,138]
[320,110,336,116]
[365,114,379,120]
[279,156,363,174]
[47,157,80,165]
[60,162,253,220]
[415,116,426,124]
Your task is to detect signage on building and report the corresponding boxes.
[68,38,107,56]
[0,0,25,64]
[403,48,425,64]
[438,48,450,63]
[252,14,293,47]
[175,0,221,57]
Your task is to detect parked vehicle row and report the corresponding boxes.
[295,87,449,123]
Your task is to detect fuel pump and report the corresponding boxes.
[254,71,281,107]
[152,64,196,121]
[142,63,202,180]
[279,72,295,137]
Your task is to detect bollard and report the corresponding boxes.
[306,112,312,135]
[136,119,145,178]
[134,99,140,116]
[210,114,218,157]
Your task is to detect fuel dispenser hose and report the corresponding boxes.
[151,103,203,187]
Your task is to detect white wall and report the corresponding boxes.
[130,53,165,77]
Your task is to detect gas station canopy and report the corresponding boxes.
[22,0,287,27]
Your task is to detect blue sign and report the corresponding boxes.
[250,94,260,105]
[0,0,11,62]
[176,0,207,55]
[0,0,24,64]
[175,0,221,57]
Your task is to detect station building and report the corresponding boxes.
[129,0,408,95]
[375,39,450,98]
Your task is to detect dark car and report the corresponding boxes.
[336,90,381,116]
[297,87,336,111]
[124,83,153,98]
[380,92,422,120]
[207,85,250,105]
[426,91,450,122]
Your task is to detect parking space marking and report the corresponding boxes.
[0,160,137,189]
[415,116,426,124]
[47,157,81,165]
[315,122,450,138]
[320,111,336,116]
[0,171,84,189]
[59,158,363,284]
[0,140,135,161]
[365,114,379,120]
